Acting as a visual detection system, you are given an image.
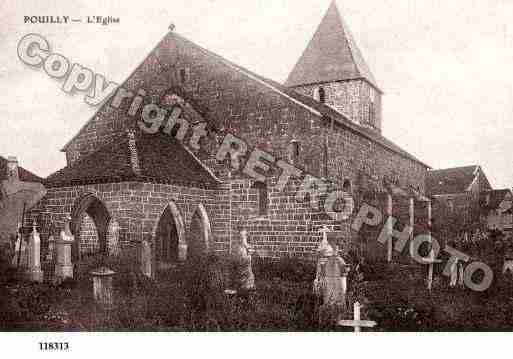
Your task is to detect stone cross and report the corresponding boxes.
[338,301,376,333]
[54,217,74,283]
[26,220,43,282]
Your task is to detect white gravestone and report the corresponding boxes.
[26,221,43,282]
[140,239,152,278]
[314,227,349,309]
[11,224,28,268]
[54,218,74,282]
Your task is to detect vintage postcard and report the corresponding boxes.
[1,0,512,355]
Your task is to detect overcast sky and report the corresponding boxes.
[1,0,512,188]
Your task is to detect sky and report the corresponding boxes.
[0,0,512,188]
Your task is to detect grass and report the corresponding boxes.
[2,255,513,331]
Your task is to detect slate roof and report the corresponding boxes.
[0,156,43,183]
[285,1,380,91]
[426,165,480,196]
[45,131,220,188]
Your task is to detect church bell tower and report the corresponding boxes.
[285,1,383,133]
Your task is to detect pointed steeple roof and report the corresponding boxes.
[285,1,380,91]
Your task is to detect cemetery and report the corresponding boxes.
[2,1,513,333]
[2,216,513,331]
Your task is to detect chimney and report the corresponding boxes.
[6,156,19,181]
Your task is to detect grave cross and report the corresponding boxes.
[338,301,376,333]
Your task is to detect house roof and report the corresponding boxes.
[285,1,380,91]
[0,156,43,183]
[426,165,480,196]
[482,189,512,211]
[46,131,220,188]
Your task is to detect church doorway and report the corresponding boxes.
[70,194,111,261]
[155,202,186,268]
[187,204,212,260]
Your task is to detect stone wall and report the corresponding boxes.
[228,177,353,259]
[29,181,230,257]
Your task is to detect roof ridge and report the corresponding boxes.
[173,34,323,118]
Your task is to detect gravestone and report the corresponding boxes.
[11,225,27,268]
[314,227,349,308]
[54,218,74,282]
[26,221,43,282]
[231,229,255,292]
[140,239,152,278]
[90,267,116,309]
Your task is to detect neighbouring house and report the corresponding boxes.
[426,165,493,242]
[0,156,45,242]
[28,1,430,269]
[481,189,513,234]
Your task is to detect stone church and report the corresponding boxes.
[30,1,430,269]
